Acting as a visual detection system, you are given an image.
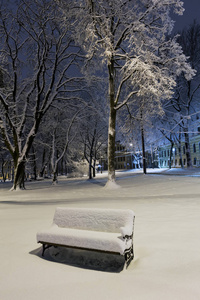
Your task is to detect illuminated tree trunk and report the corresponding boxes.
[184,128,192,167]
[107,58,117,184]
[141,123,146,174]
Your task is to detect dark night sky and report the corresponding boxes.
[172,0,200,32]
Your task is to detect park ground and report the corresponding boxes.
[1,168,200,300]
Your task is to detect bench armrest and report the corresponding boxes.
[120,226,133,239]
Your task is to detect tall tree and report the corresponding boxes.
[160,21,200,168]
[60,0,194,187]
[176,21,200,167]
[0,0,80,190]
[50,109,79,184]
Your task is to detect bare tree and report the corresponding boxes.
[0,0,81,190]
[50,109,80,184]
[160,21,200,168]
[176,21,200,167]
[79,113,107,179]
[60,0,194,188]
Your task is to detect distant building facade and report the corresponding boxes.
[114,141,159,170]
[158,133,200,168]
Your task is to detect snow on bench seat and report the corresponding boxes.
[37,225,132,255]
[37,207,135,267]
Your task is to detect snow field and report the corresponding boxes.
[1,172,200,299]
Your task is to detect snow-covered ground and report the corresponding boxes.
[1,169,200,300]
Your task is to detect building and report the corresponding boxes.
[158,134,200,168]
[114,141,158,170]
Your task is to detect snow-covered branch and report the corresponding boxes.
[115,91,138,111]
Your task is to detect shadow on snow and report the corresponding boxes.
[30,246,125,273]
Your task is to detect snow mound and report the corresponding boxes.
[104,180,121,190]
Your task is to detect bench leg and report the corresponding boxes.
[42,244,53,256]
[125,245,134,268]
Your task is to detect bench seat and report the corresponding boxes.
[37,224,132,255]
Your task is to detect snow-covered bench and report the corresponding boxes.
[37,207,135,267]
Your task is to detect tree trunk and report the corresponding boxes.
[88,156,93,179]
[11,160,26,190]
[169,142,174,169]
[184,128,192,167]
[178,145,184,168]
[52,159,58,185]
[39,165,46,178]
[106,59,117,186]
[60,157,64,175]
[178,129,184,168]
[52,170,58,185]
[1,157,6,182]
[31,146,37,180]
[141,120,146,174]
[140,108,146,174]
[39,148,46,177]
[107,103,117,183]
[93,160,96,178]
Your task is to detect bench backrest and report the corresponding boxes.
[53,207,134,234]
